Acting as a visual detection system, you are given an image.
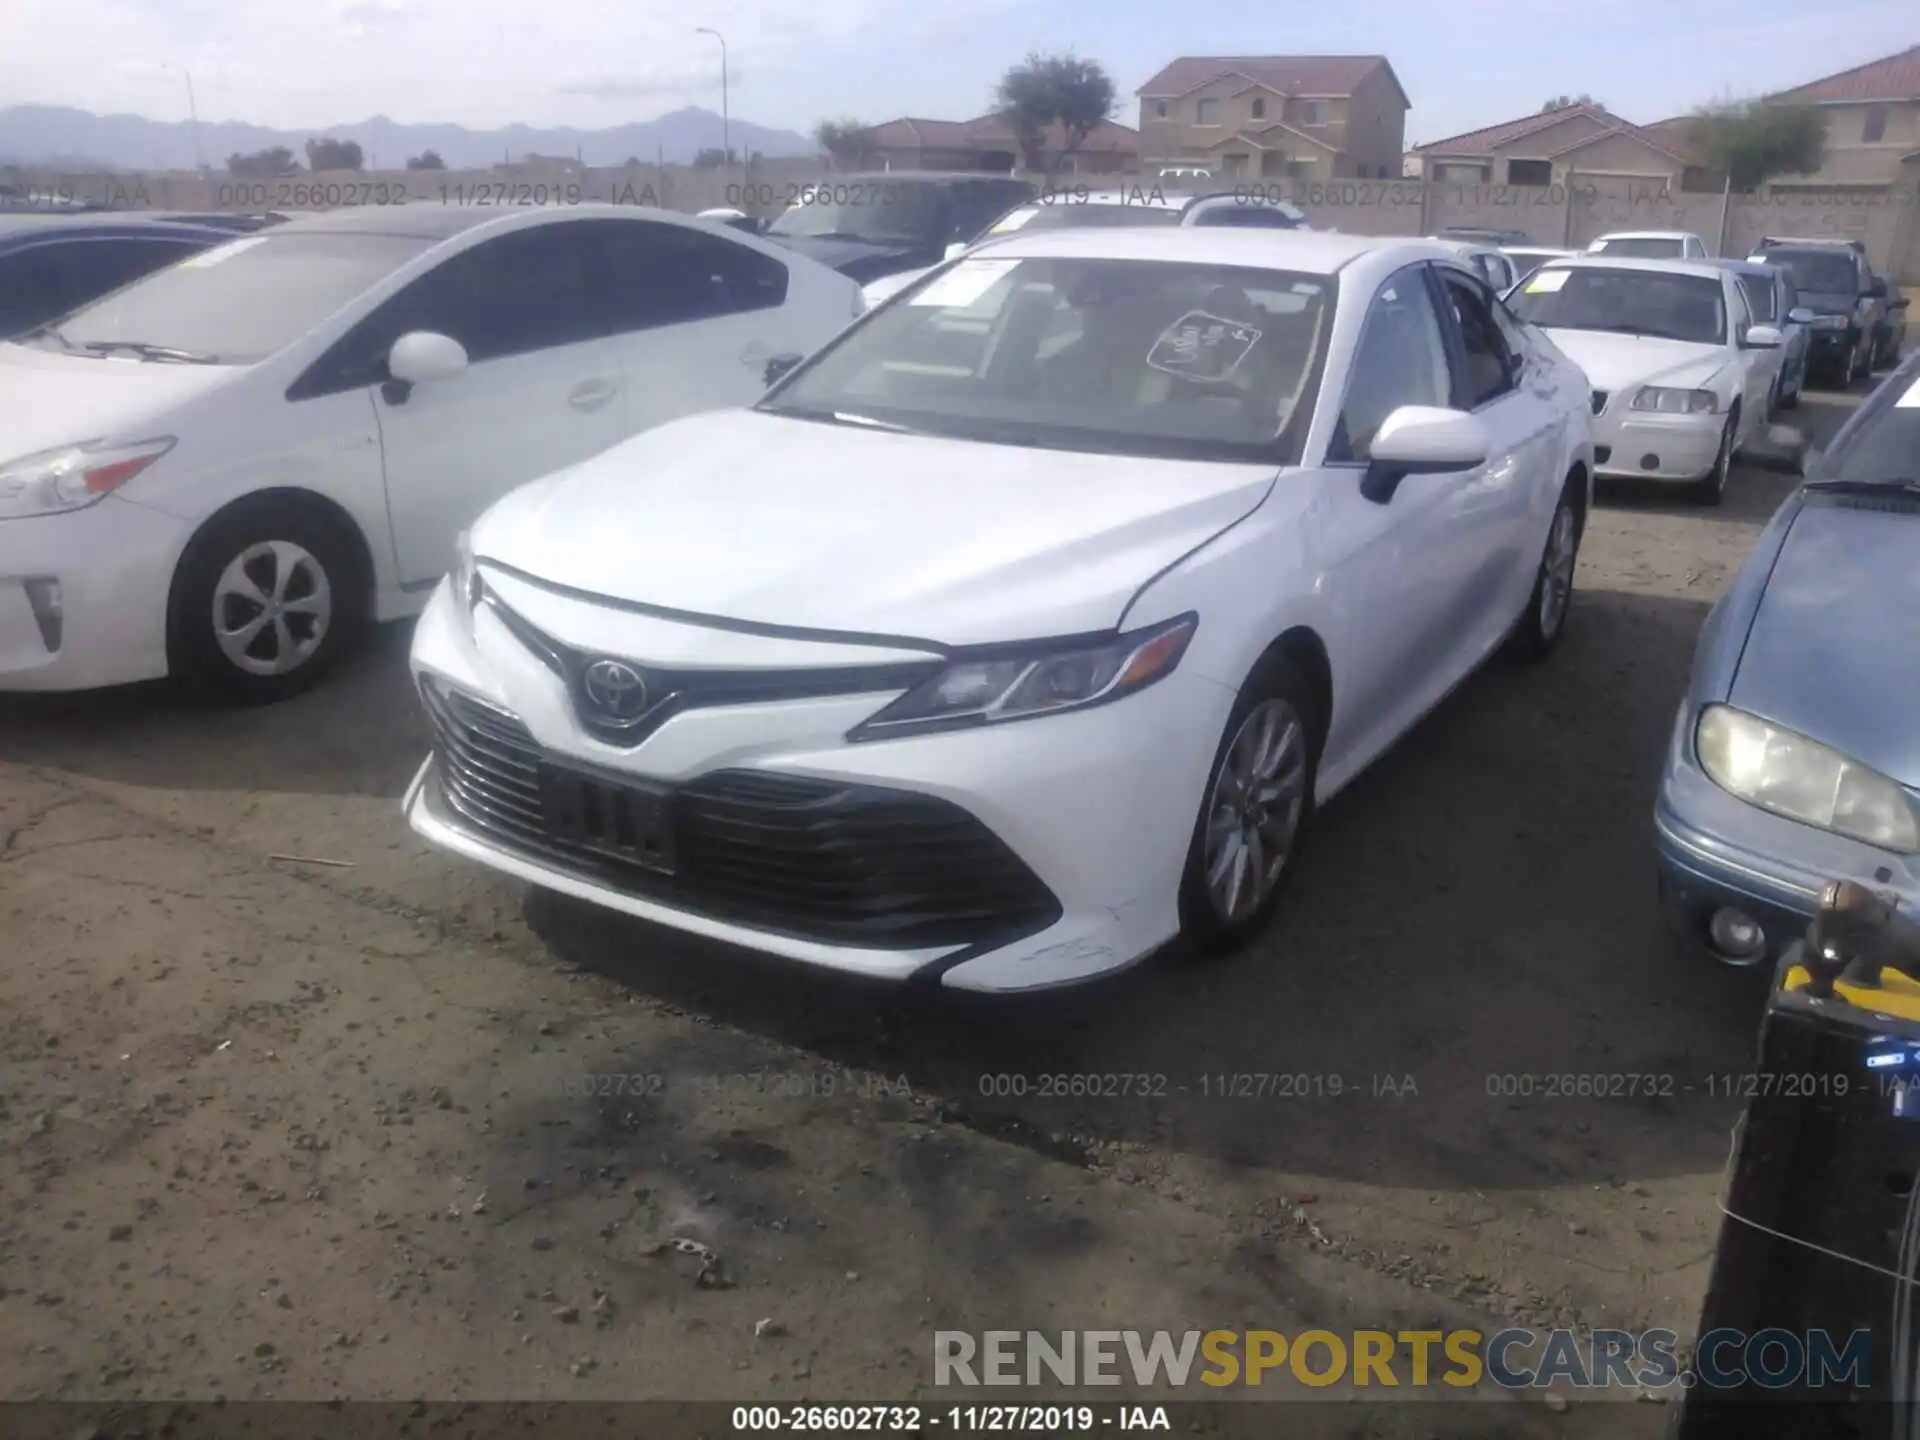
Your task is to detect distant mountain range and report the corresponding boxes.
[0,105,816,172]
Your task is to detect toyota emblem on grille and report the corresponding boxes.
[581,659,650,720]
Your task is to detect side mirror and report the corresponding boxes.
[1359,406,1490,504]
[943,241,970,262]
[386,331,468,398]
[1786,307,1816,325]
[1743,324,1784,350]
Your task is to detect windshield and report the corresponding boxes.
[1814,373,1920,487]
[766,185,950,244]
[760,255,1333,463]
[1508,266,1727,345]
[1735,273,1777,321]
[983,204,1182,239]
[1592,236,1686,258]
[1763,248,1857,295]
[36,231,432,365]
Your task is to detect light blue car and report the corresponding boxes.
[1706,256,1813,414]
[1656,346,1920,969]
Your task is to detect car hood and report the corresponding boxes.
[1542,330,1733,394]
[471,410,1278,647]
[760,233,928,283]
[1796,291,1858,316]
[1729,498,1920,787]
[0,342,237,461]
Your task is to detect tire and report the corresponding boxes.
[1847,334,1868,387]
[1777,363,1800,410]
[1177,657,1322,958]
[1691,413,1736,507]
[1504,480,1582,662]
[166,496,367,704]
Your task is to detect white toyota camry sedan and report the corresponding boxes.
[0,204,863,700]
[406,229,1594,993]
[1504,255,1784,504]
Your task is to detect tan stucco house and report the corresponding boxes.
[1761,44,1920,188]
[1134,56,1409,180]
[1413,102,1707,190]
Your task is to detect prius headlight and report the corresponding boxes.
[1632,386,1718,415]
[1696,704,1920,853]
[0,437,175,520]
[849,614,1197,741]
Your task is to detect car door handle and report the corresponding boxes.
[568,379,618,411]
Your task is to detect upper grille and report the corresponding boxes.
[1591,390,1609,415]
[420,681,1060,950]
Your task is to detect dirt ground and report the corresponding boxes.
[0,380,1874,1433]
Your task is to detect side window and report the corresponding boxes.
[1329,267,1453,462]
[1780,277,1798,316]
[1437,271,1518,408]
[1727,279,1753,339]
[598,220,788,331]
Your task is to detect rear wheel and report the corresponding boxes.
[1177,659,1321,958]
[166,497,367,704]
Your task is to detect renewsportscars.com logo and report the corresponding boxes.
[933,1328,1873,1392]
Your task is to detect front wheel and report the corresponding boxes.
[1177,661,1321,958]
[1691,413,1736,507]
[1505,484,1582,662]
[166,498,367,704]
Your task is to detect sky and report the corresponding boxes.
[1,0,1914,142]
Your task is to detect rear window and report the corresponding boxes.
[1761,248,1858,296]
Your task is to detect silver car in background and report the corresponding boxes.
[1656,348,1920,968]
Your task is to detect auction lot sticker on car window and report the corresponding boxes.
[989,209,1038,235]
[1146,311,1263,384]
[179,236,270,268]
[1525,269,1571,293]
[1898,374,1920,408]
[909,258,1020,307]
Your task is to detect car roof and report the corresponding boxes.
[0,214,236,249]
[1591,230,1700,241]
[1705,256,1783,278]
[1538,254,1727,280]
[968,225,1448,275]
[1502,244,1573,254]
[264,203,513,240]
[827,171,1034,186]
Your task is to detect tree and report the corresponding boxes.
[813,118,873,170]
[1541,93,1596,112]
[1688,99,1826,190]
[405,150,446,170]
[226,146,299,176]
[692,146,735,169]
[304,137,365,171]
[994,52,1117,172]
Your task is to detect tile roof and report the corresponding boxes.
[1136,55,1407,109]
[1766,44,1920,105]
[1416,103,1692,164]
[863,118,975,147]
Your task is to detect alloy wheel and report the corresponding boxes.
[1538,503,1578,639]
[1203,698,1308,924]
[211,540,333,677]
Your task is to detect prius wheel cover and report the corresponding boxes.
[1204,698,1308,924]
[1539,503,1578,639]
[211,540,333,677]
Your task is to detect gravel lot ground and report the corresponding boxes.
[0,377,1878,1432]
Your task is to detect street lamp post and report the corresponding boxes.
[694,27,729,169]
[169,65,204,172]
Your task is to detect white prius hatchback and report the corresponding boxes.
[406,229,1595,992]
[1504,255,1784,504]
[0,204,863,700]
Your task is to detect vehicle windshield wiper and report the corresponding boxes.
[21,325,80,351]
[77,339,222,364]
[1803,477,1920,495]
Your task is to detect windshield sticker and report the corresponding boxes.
[1525,269,1570,293]
[1145,311,1263,384]
[179,236,270,268]
[989,209,1037,235]
[908,258,1020,307]
[1898,375,1920,408]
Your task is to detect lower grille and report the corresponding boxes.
[420,681,1060,949]
[1591,390,1608,415]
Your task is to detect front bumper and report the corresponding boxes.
[402,577,1234,992]
[1590,402,1722,483]
[1653,703,1920,967]
[0,495,187,691]
[1803,324,1858,373]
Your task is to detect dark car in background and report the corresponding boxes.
[0,214,234,339]
[1655,347,1920,971]
[760,172,1037,284]
[1748,237,1903,384]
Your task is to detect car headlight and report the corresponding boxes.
[1631,386,1718,415]
[0,437,175,520]
[1811,314,1851,330]
[848,614,1197,741]
[1695,704,1920,853]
